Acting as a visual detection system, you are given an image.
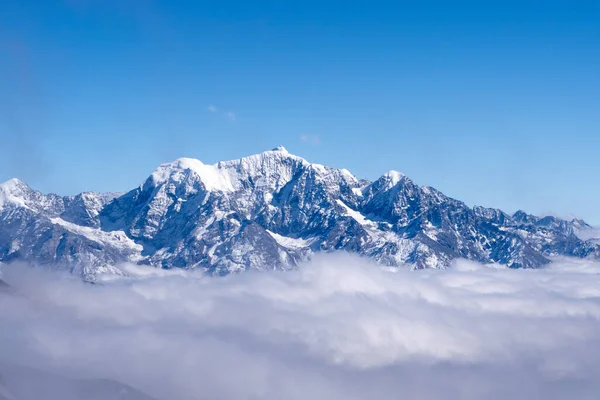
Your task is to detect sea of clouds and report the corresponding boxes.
[1,254,600,399]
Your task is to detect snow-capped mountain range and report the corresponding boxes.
[1,146,598,279]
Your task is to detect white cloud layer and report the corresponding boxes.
[2,254,600,399]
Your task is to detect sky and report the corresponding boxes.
[2,254,600,399]
[0,0,598,223]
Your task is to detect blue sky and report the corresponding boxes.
[1,0,599,223]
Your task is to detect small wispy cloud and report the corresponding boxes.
[300,134,321,145]
[208,105,236,121]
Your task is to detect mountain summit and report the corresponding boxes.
[1,148,598,279]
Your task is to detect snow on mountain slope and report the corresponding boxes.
[50,217,143,256]
[0,179,30,210]
[1,147,598,278]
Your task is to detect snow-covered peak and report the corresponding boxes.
[366,170,408,192]
[0,178,32,209]
[150,148,314,194]
[0,178,28,191]
[571,218,591,230]
[513,210,537,224]
[271,145,289,153]
[221,148,362,189]
[383,170,406,185]
[151,158,236,192]
[219,147,308,168]
[151,157,204,181]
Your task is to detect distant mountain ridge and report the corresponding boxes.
[1,146,598,280]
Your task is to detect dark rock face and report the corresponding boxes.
[1,147,598,279]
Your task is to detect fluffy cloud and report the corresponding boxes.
[1,255,600,399]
